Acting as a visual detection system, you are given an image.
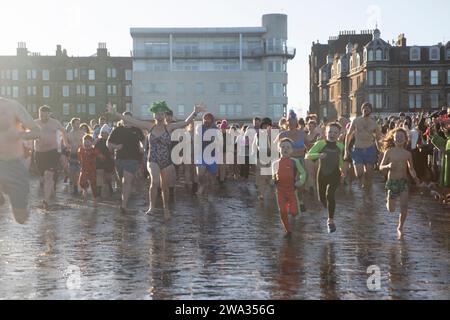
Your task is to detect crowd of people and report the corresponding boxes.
[0,96,449,240]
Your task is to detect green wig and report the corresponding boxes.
[149,101,171,114]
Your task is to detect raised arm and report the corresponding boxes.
[167,104,206,131]
[106,103,154,131]
[13,101,41,140]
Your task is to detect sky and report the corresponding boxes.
[2,0,449,117]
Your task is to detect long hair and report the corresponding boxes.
[382,127,409,152]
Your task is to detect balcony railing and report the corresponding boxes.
[133,46,296,59]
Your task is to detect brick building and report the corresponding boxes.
[0,43,132,123]
[311,29,450,120]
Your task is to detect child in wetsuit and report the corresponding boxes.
[272,138,307,239]
[78,134,105,204]
[306,122,345,234]
[379,128,421,239]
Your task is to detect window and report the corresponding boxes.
[143,83,167,94]
[409,70,422,86]
[74,69,78,78]
[88,103,96,115]
[219,82,241,94]
[76,85,86,96]
[368,71,374,86]
[431,70,439,85]
[408,93,422,109]
[368,50,374,61]
[5,70,11,79]
[125,69,132,81]
[430,92,440,108]
[446,48,450,60]
[268,61,283,72]
[125,85,132,97]
[76,104,82,114]
[107,85,117,96]
[27,86,37,96]
[177,105,185,117]
[12,86,19,98]
[195,82,204,94]
[429,47,440,60]
[107,68,117,78]
[321,88,328,101]
[321,70,327,81]
[219,104,226,117]
[88,69,95,80]
[376,70,383,86]
[62,85,70,97]
[126,103,132,112]
[269,83,284,97]
[269,104,284,119]
[81,104,86,113]
[368,93,383,109]
[12,70,19,81]
[176,83,185,94]
[252,103,260,116]
[447,70,450,84]
[447,93,450,106]
[63,103,70,116]
[43,86,50,98]
[410,47,421,61]
[88,85,95,97]
[66,69,74,81]
[27,69,37,80]
[250,82,260,94]
[375,49,383,61]
[42,70,50,81]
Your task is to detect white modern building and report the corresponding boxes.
[130,14,295,121]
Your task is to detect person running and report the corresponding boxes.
[380,128,421,239]
[34,106,68,210]
[277,110,307,212]
[253,117,274,202]
[344,102,383,201]
[78,134,104,205]
[106,111,145,213]
[95,124,115,197]
[0,98,41,223]
[306,122,345,233]
[272,138,307,239]
[196,112,219,198]
[107,101,203,214]
[67,118,84,195]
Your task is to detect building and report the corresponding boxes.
[311,29,450,120]
[131,13,295,121]
[0,42,132,123]
[309,30,373,117]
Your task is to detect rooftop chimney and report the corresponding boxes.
[397,34,407,47]
[97,42,108,57]
[17,42,28,57]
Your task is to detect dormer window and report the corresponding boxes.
[356,53,361,67]
[410,47,421,61]
[375,49,383,61]
[321,70,328,81]
[368,49,374,61]
[337,60,342,73]
[447,48,450,60]
[429,47,440,60]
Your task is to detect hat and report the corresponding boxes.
[399,112,406,117]
[100,124,112,135]
[220,120,228,129]
[288,109,297,121]
[149,101,171,114]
